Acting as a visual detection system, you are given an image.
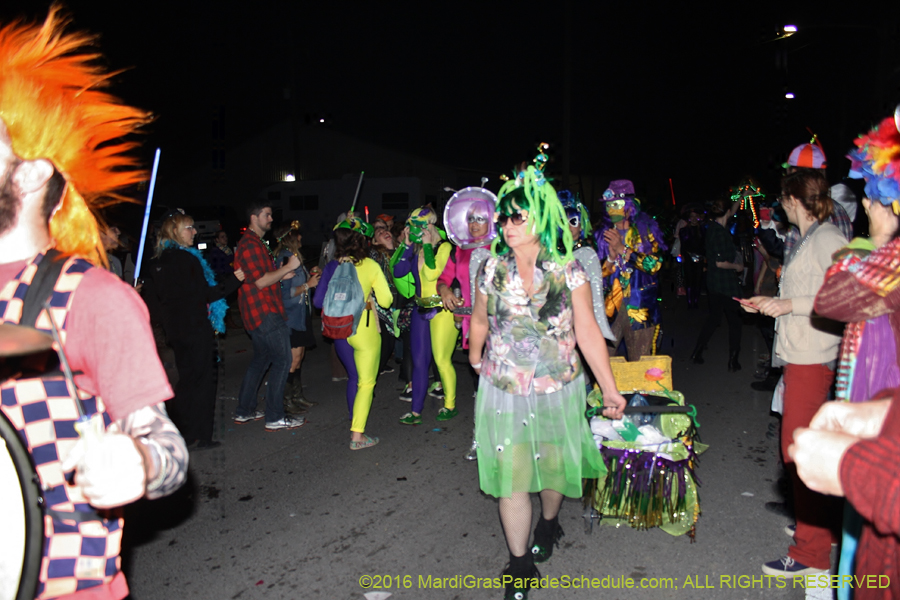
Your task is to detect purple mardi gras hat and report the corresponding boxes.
[602,179,635,201]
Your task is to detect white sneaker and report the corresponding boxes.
[265,415,306,431]
[233,410,264,424]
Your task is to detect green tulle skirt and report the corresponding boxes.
[475,375,606,499]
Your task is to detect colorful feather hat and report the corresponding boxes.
[847,112,900,213]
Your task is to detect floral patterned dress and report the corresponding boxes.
[475,250,606,499]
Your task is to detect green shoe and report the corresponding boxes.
[435,407,458,421]
[399,412,422,425]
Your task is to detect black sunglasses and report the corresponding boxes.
[497,211,527,226]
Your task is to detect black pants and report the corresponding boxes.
[379,328,396,373]
[167,330,217,444]
[683,260,703,308]
[695,292,742,356]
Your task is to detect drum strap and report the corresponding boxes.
[20,248,64,327]
[17,249,83,378]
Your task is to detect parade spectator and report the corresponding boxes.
[100,223,124,279]
[273,221,320,415]
[232,200,306,431]
[0,11,188,598]
[690,198,744,370]
[783,136,854,253]
[468,158,625,600]
[369,218,400,375]
[207,229,234,277]
[742,169,848,577]
[314,217,392,449]
[142,210,244,449]
[679,204,705,309]
[812,113,900,599]
[790,392,900,600]
[595,179,667,360]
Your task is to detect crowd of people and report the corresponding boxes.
[4,8,900,600]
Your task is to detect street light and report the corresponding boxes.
[785,92,795,99]
[783,24,797,34]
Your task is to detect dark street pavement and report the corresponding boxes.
[122,280,822,600]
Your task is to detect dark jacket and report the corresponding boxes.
[143,247,241,341]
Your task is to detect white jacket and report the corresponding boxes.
[773,222,847,366]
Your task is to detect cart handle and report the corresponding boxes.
[586,404,700,428]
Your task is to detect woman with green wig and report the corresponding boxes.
[468,154,626,600]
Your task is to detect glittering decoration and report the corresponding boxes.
[585,389,705,536]
[730,181,765,228]
[573,246,615,341]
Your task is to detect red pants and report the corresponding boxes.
[782,363,842,569]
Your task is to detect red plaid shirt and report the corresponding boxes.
[841,387,900,599]
[235,230,285,330]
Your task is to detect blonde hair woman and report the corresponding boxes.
[143,210,244,449]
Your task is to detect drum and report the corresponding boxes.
[0,410,43,600]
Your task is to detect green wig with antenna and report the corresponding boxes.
[492,143,574,266]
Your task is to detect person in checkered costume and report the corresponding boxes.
[0,8,188,600]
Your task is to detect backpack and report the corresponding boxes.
[321,258,365,339]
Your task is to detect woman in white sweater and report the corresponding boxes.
[742,169,847,578]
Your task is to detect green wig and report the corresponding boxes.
[492,154,574,266]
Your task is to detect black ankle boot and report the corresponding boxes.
[530,516,564,563]
[502,553,540,600]
[690,346,704,364]
[727,351,741,372]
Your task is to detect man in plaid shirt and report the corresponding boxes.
[233,201,306,430]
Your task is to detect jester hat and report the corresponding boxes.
[443,186,497,249]
[0,7,153,266]
[334,216,373,238]
[847,112,900,212]
[601,179,640,223]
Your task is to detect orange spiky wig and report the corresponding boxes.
[0,6,152,265]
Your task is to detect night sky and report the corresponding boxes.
[4,1,899,211]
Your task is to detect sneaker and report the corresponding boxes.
[399,383,412,402]
[332,376,348,382]
[379,366,395,375]
[399,412,422,425]
[233,410,264,424]
[435,407,458,421]
[761,556,827,577]
[428,381,444,399]
[265,415,306,431]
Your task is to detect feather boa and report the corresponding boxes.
[161,240,228,333]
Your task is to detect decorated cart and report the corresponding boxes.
[583,356,706,538]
